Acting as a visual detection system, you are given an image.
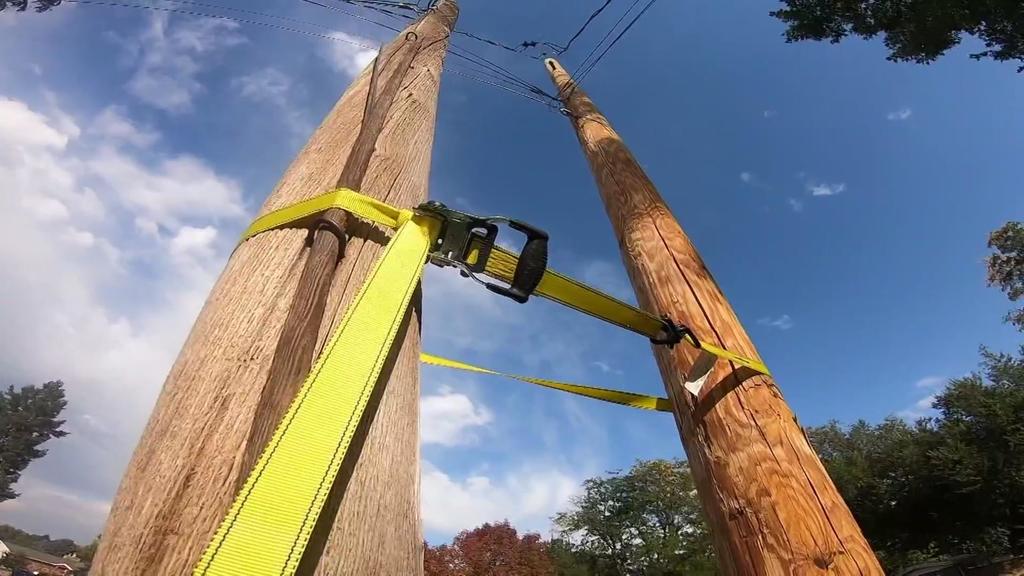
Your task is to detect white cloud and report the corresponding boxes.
[423,265,511,354]
[26,195,71,221]
[421,386,493,446]
[763,109,778,119]
[169,225,218,261]
[89,147,246,230]
[914,376,946,389]
[886,107,913,121]
[235,67,290,102]
[738,170,772,191]
[0,479,110,541]
[898,375,949,420]
[591,361,621,375]
[321,31,378,77]
[787,197,804,212]
[808,182,846,197]
[0,93,240,541]
[233,67,311,139]
[0,96,72,149]
[898,394,937,420]
[578,259,634,304]
[422,460,581,537]
[124,13,245,112]
[90,106,159,147]
[758,314,794,330]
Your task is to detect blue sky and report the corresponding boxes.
[0,0,1021,546]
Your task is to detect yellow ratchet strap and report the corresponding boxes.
[196,211,440,576]
[421,353,671,412]
[474,244,771,377]
[238,187,769,377]
[239,188,411,243]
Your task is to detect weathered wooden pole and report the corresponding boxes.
[545,58,882,575]
[92,4,458,574]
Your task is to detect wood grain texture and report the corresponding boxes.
[546,58,882,576]
[240,29,422,486]
[90,4,457,574]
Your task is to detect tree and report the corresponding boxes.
[0,0,61,12]
[988,221,1024,330]
[78,535,101,564]
[0,525,78,556]
[551,459,715,576]
[807,418,943,571]
[806,220,1024,571]
[0,551,29,571]
[424,521,555,576]
[927,349,1024,554]
[0,381,69,501]
[770,0,1024,72]
[809,354,1024,571]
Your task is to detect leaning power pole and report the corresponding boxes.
[92,3,458,574]
[545,58,882,574]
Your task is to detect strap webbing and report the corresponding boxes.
[237,187,770,377]
[476,244,771,376]
[240,188,412,243]
[198,187,771,574]
[421,353,671,412]
[195,214,440,576]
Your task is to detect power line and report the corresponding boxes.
[547,0,613,55]
[66,0,380,49]
[66,0,558,110]
[572,0,641,79]
[299,0,400,32]
[141,0,389,35]
[452,29,538,58]
[574,0,658,85]
[448,43,558,102]
[337,0,414,21]
[443,66,554,108]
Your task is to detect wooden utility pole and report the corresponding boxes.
[545,58,882,575]
[92,4,458,574]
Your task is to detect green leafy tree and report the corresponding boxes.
[0,0,61,12]
[988,221,1024,330]
[0,381,69,501]
[926,349,1024,554]
[809,222,1024,570]
[78,535,101,564]
[770,1,1024,72]
[0,551,29,571]
[552,459,715,576]
[807,418,937,567]
[0,525,78,556]
[810,354,1024,571]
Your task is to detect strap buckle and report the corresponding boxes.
[650,315,699,349]
[415,200,549,303]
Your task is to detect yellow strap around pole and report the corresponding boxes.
[239,188,412,244]
[697,341,769,375]
[477,244,771,377]
[196,214,440,576]
[240,188,770,377]
[201,187,770,574]
[421,353,672,412]
[478,244,666,337]
[239,188,770,377]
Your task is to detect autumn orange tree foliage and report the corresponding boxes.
[424,521,554,576]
